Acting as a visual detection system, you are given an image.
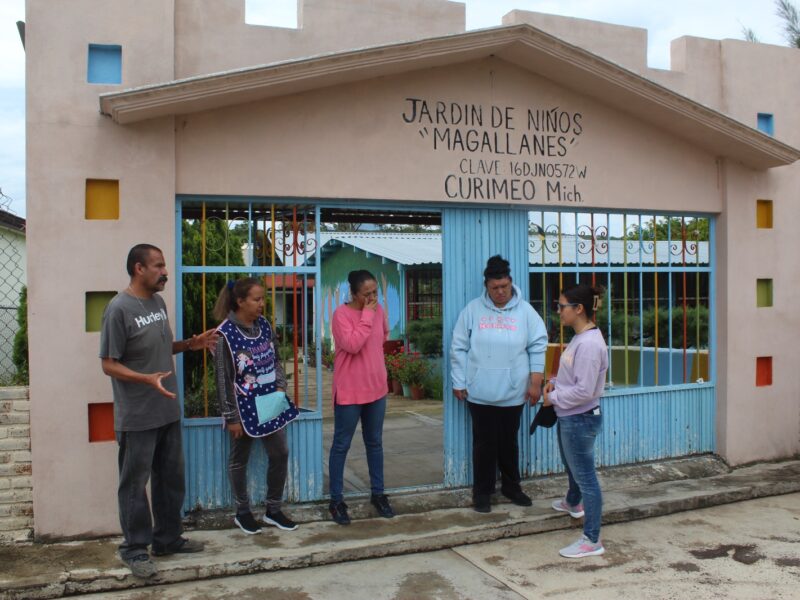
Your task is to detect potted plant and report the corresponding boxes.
[398,351,431,400]
[384,350,405,396]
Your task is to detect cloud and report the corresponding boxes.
[464,0,788,68]
[245,0,298,27]
[0,85,25,217]
[0,0,25,89]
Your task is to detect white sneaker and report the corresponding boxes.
[559,535,605,558]
[552,498,585,518]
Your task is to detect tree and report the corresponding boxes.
[181,218,249,416]
[625,217,709,242]
[742,0,800,47]
[741,25,760,43]
[777,0,800,47]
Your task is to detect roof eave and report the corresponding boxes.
[99,24,800,170]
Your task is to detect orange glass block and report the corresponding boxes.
[756,357,772,387]
[85,179,119,220]
[88,402,115,442]
[756,200,773,229]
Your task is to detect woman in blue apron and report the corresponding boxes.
[213,278,299,535]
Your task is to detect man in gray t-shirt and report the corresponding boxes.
[100,292,179,431]
[100,244,217,578]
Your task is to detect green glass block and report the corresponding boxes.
[756,279,773,308]
[86,291,117,332]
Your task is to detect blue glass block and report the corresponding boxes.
[756,113,774,136]
[87,44,122,84]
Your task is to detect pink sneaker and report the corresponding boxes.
[559,535,605,558]
[552,498,584,518]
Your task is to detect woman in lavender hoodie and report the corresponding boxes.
[543,283,608,558]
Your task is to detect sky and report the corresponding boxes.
[0,0,790,218]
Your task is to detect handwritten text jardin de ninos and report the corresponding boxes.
[401,98,588,203]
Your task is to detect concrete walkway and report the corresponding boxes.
[85,493,800,599]
[1,457,799,599]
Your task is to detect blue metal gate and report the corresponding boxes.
[176,199,323,512]
[441,207,716,488]
[178,200,715,510]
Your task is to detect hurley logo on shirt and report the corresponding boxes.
[135,309,168,329]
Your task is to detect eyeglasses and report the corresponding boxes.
[554,301,580,311]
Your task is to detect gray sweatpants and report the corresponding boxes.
[116,420,185,560]
[229,427,289,514]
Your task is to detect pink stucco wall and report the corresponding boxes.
[26,0,800,538]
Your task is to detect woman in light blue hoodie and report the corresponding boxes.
[450,255,548,513]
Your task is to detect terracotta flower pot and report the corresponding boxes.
[410,384,425,400]
[391,379,403,396]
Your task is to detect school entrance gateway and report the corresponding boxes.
[25,1,800,538]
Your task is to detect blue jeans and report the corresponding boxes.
[328,397,386,503]
[557,412,603,543]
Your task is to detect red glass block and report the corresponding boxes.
[756,357,772,387]
[88,403,115,442]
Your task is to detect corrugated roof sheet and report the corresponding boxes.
[268,231,709,267]
[317,232,442,266]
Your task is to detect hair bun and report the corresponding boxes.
[484,255,511,280]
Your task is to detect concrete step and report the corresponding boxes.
[2,457,799,599]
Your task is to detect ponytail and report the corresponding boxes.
[561,283,606,319]
[213,277,262,321]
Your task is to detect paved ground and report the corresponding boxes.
[322,400,444,492]
[295,357,447,491]
[288,360,446,491]
[82,493,800,599]
[4,459,798,599]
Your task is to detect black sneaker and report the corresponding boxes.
[151,537,204,556]
[370,494,395,518]
[263,509,298,531]
[329,500,351,525]
[234,511,262,535]
[502,489,533,507]
[473,495,491,513]
[124,554,158,579]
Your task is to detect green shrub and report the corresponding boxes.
[593,302,708,349]
[183,364,220,418]
[11,286,28,385]
[422,371,443,401]
[406,317,443,356]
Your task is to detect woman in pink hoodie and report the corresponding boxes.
[328,270,394,525]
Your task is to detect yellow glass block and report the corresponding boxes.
[756,279,773,308]
[756,200,773,229]
[85,179,119,220]
[86,291,117,332]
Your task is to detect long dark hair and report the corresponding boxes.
[213,277,263,321]
[561,283,606,319]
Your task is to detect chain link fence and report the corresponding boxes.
[0,192,26,383]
